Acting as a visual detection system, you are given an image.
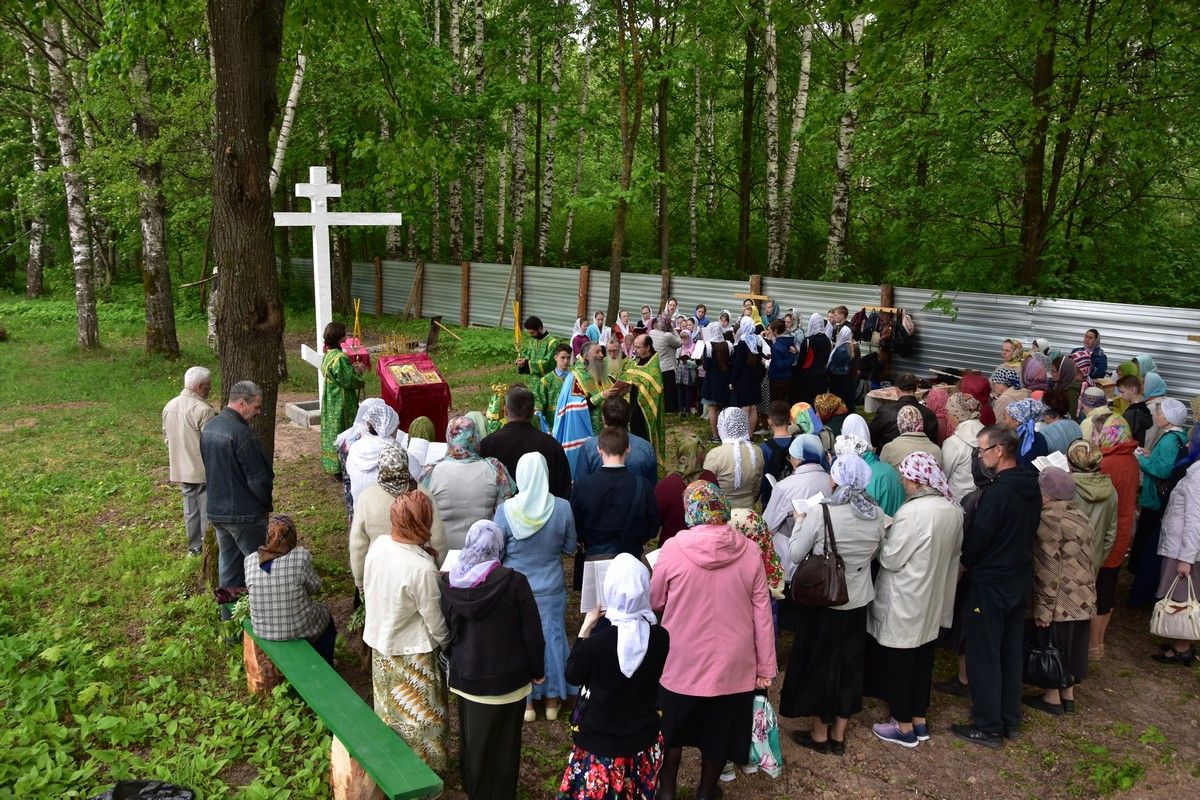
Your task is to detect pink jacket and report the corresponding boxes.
[650,523,777,696]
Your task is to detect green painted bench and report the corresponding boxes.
[243,620,443,799]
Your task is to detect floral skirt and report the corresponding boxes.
[557,733,663,800]
[372,649,448,771]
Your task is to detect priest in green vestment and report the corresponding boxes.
[573,342,617,435]
[532,343,574,431]
[320,322,365,474]
[622,334,666,470]
[516,315,560,378]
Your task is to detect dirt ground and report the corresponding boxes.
[270,394,1200,800]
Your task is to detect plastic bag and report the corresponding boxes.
[90,781,196,800]
[748,694,783,778]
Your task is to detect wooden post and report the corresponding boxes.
[243,635,283,696]
[373,257,383,317]
[880,282,894,310]
[330,736,385,800]
[577,264,590,322]
[659,265,670,312]
[414,259,424,319]
[749,274,763,299]
[461,261,471,326]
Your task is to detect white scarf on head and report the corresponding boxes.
[736,317,760,354]
[602,554,657,678]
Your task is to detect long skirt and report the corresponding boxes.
[1024,619,1090,687]
[778,605,867,723]
[659,688,753,765]
[864,636,936,723]
[458,695,526,800]
[557,733,664,800]
[1128,506,1164,606]
[372,650,448,771]
[532,589,578,701]
[1157,557,1200,606]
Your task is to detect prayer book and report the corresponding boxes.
[791,492,826,517]
[440,549,462,573]
[644,548,661,570]
[580,557,615,613]
[1032,451,1070,472]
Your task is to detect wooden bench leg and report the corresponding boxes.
[243,635,283,696]
[330,735,385,800]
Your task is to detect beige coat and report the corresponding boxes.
[868,492,963,649]
[703,442,765,511]
[349,483,447,588]
[942,420,985,501]
[789,500,887,610]
[880,432,943,471]
[1033,501,1096,624]
[162,389,217,483]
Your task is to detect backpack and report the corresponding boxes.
[764,437,796,482]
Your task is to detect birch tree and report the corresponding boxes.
[21,39,47,298]
[535,31,564,266]
[470,0,486,260]
[447,0,464,262]
[823,14,865,281]
[560,27,591,267]
[777,24,812,271]
[606,0,646,319]
[688,26,701,271]
[495,113,509,262]
[430,0,442,260]
[269,51,306,196]
[764,0,780,275]
[510,27,532,298]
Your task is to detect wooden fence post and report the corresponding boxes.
[577,264,590,322]
[461,261,471,326]
[880,283,894,310]
[374,257,383,317]
[415,259,424,319]
[749,274,763,299]
[659,265,670,312]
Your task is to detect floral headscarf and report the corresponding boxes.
[683,480,731,528]
[806,313,825,337]
[925,387,952,436]
[1067,439,1103,473]
[1003,338,1026,366]
[377,442,417,496]
[946,391,980,424]
[673,433,707,482]
[718,407,759,490]
[730,509,785,599]
[444,416,482,461]
[363,402,401,438]
[789,402,824,435]
[336,397,385,451]
[814,393,849,423]
[897,404,925,434]
[390,491,436,560]
[258,514,297,568]
[1091,412,1132,448]
[990,366,1022,389]
[829,452,877,520]
[898,452,956,505]
[835,433,871,459]
[1006,398,1045,457]
[840,413,872,448]
[1022,352,1053,392]
[464,411,488,438]
[408,415,436,442]
[448,520,505,588]
[1051,356,1080,392]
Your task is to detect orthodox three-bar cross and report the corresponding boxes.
[274,166,403,404]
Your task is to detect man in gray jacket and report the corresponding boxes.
[163,367,218,556]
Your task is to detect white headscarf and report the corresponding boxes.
[827,326,853,365]
[806,313,825,337]
[335,397,385,450]
[615,312,633,338]
[735,316,760,354]
[572,317,586,338]
[602,553,657,678]
[718,407,759,490]
[345,403,401,502]
[502,452,556,540]
[835,413,874,458]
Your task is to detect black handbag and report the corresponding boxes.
[790,504,849,608]
[1023,626,1067,689]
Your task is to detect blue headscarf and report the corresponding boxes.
[788,433,828,470]
[1142,372,1167,400]
[1005,398,1045,457]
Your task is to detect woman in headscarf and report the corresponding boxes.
[351,442,449,590]
[1086,412,1139,660]
[245,515,336,664]
[651,482,776,800]
[827,326,858,414]
[1000,338,1026,369]
[791,313,832,405]
[761,296,781,326]
[585,310,610,346]
[942,392,986,501]
[881,404,943,470]
[814,392,851,438]
[1023,468,1096,716]
[493,453,578,722]
[363,492,451,770]
[698,321,733,443]
[1038,391,1083,454]
[1152,424,1200,666]
[866,453,963,747]
[761,434,835,578]
[835,414,906,516]
[1066,440,1118,582]
[779,453,886,755]
[571,317,590,357]
[557,554,669,800]
[729,317,764,432]
[440,520,545,800]
[1128,398,1190,607]
[656,433,718,545]
[336,397,387,522]
[742,297,763,326]
[421,416,515,550]
[990,366,1030,420]
[1077,387,1109,428]
[1133,353,1159,377]
[957,372,997,426]
[704,407,765,510]
[1051,355,1082,419]
[612,309,634,346]
[321,321,366,475]
[346,402,402,504]
[731,508,786,631]
[1003,398,1050,465]
[1021,352,1053,393]
[923,387,951,446]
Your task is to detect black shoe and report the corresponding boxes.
[1003,726,1020,741]
[935,677,971,698]
[790,730,832,754]
[950,723,1003,750]
[1022,695,1065,716]
[1062,699,1076,714]
[829,738,846,756]
[1151,648,1195,666]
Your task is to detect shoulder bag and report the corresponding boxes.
[1150,576,1200,641]
[790,504,849,608]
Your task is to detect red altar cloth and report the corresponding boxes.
[377,354,451,441]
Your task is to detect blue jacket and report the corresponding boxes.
[574,432,659,486]
[200,407,274,523]
[768,335,797,380]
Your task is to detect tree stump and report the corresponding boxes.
[243,635,283,696]
[330,736,385,800]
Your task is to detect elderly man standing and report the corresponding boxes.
[201,380,274,595]
[163,367,218,556]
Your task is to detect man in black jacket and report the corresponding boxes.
[200,380,274,592]
[869,373,939,452]
[951,424,1041,749]
[480,384,573,498]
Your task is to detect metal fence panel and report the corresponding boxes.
[762,278,880,325]
[349,260,376,312]
[524,265,586,335]
[585,269,611,322]
[469,262,511,327]
[421,262,462,325]
[380,261,416,315]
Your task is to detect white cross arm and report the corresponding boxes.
[274,211,403,227]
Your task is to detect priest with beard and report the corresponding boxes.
[624,334,666,471]
[574,343,619,435]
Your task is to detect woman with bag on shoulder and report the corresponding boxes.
[1151,424,1200,666]
[866,452,963,748]
[1022,468,1097,715]
[778,452,886,756]
[556,554,670,800]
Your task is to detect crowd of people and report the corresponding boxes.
[157,302,1200,799]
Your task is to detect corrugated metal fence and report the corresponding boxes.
[290,258,1200,402]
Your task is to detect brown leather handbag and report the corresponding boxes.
[790,504,848,608]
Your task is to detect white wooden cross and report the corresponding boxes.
[274,166,403,404]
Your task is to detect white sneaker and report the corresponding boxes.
[523,707,536,723]
[739,763,759,774]
[720,762,737,782]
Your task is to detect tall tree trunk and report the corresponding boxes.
[560,35,591,266]
[654,1,669,277]
[448,0,464,262]
[1018,10,1056,288]
[688,31,701,271]
[495,114,509,262]
[22,39,47,298]
[132,58,180,358]
[651,103,660,224]
[764,0,780,276]
[430,0,442,260]
[470,0,486,261]
[704,96,715,215]
[44,19,98,348]
[380,115,402,258]
[777,24,812,272]
[607,0,646,320]
[536,34,564,266]
[207,0,286,454]
[823,15,865,281]
[510,28,532,300]
[735,17,757,273]
[269,51,306,196]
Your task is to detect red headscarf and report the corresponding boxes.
[958,373,997,426]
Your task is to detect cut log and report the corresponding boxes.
[243,634,283,696]
[330,736,386,800]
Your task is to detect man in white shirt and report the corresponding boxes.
[162,366,218,555]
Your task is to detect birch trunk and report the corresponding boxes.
[269,52,306,196]
[495,114,509,262]
[380,115,402,258]
[447,0,464,262]
[510,29,532,301]
[651,103,660,224]
[688,39,700,271]
[764,0,781,276]
[734,20,757,273]
[470,0,486,261]
[536,34,563,266]
[560,39,591,266]
[705,96,715,215]
[430,0,442,260]
[44,19,99,348]
[777,25,812,271]
[606,0,646,320]
[823,16,866,281]
[22,40,47,298]
[132,58,180,357]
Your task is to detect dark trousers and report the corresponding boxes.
[458,695,525,800]
[964,581,1028,735]
[662,369,678,413]
[869,636,936,723]
[309,617,336,666]
[213,519,267,590]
